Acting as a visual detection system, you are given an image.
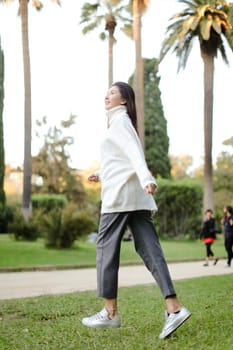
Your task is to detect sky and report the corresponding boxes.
[0,0,232,170]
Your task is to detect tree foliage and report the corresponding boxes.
[155,179,202,238]
[129,57,171,178]
[80,0,132,40]
[0,0,61,220]
[80,0,132,86]
[0,37,5,206]
[143,58,171,178]
[159,0,233,212]
[32,115,85,203]
[0,36,7,233]
[170,154,193,179]
[159,0,233,71]
[214,137,233,192]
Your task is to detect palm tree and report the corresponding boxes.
[159,0,233,211]
[0,36,5,210]
[80,0,132,87]
[132,0,150,149]
[0,0,60,220]
[80,0,149,146]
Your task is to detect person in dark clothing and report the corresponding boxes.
[200,209,218,266]
[222,205,233,268]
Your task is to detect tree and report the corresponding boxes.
[80,0,150,146]
[170,154,193,179]
[32,115,86,203]
[0,36,6,214]
[129,58,171,178]
[214,138,233,211]
[214,136,233,192]
[129,57,171,178]
[159,0,233,212]
[143,58,171,178]
[0,0,61,220]
[80,0,132,87]
[132,0,150,149]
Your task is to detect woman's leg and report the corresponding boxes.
[203,244,210,265]
[225,236,231,266]
[207,243,214,257]
[128,210,191,339]
[128,210,180,313]
[227,235,233,266]
[97,212,129,317]
[82,213,128,328]
[204,243,216,265]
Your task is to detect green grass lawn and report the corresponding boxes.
[0,274,232,350]
[0,234,227,270]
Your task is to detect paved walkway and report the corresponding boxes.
[0,260,232,300]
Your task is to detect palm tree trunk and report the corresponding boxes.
[202,52,214,211]
[133,0,145,149]
[108,29,114,87]
[0,37,5,207]
[20,0,32,220]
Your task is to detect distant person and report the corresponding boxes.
[81,81,191,339]
[222,205,233,268]
[220,206,227,227]
[200,209,218,266]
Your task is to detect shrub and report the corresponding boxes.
[32,194,68,212]
[8,207,39,241]
[42,203,97,249]
[0,204,13,233]
[155,179,202,238]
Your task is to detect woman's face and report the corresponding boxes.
[105,85,126,110]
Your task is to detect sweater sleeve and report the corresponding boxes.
[112,116,157,189]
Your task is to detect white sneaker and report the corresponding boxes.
[159,306,191,339]
[82,308,121,328]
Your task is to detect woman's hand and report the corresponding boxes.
[145,183,157,194]
[88,174,100,182]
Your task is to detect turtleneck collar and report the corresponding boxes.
[106,105,127,128]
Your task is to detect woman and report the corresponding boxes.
[223,205,233,268]
[200,209,218,266]
[82,82,191,339]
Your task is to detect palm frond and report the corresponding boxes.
[81,15,104,34]
[121,24,133,39]
[212,15,223,33]
[175,31,196,71]
[218,36,230,63]
[99,31,106,40]
[225,29,233,48]
[160,0,233,69]
[51,0,61,5]
[80,3,99,24]
[102,0,122,5]
[200,15,213,39]
[32,1,43,11]
[80,0,132,41]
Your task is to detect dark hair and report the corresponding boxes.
[205,209,213,214]
[112,81,138,133]
[226,205,233,215]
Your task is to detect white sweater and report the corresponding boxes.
[99,105,158,214]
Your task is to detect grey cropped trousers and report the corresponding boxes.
[96,210,176,299]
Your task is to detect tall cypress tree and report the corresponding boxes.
[0,36,6,218]
[129,57,171,178]
[144,58,171,178]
